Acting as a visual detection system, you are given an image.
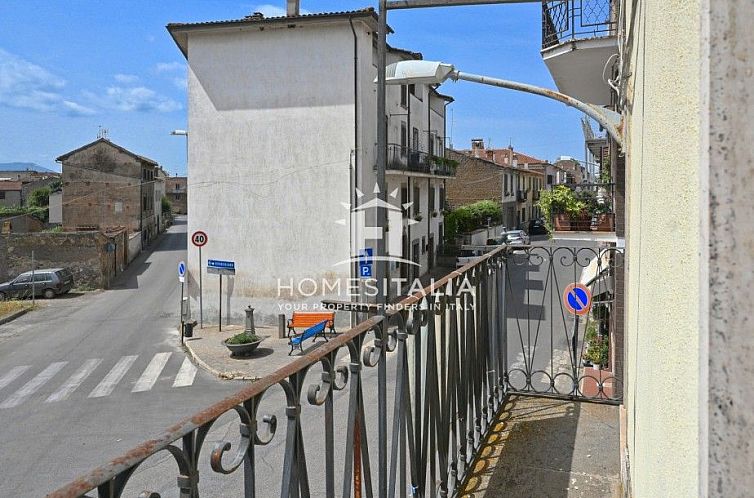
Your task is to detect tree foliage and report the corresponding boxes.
[161,195,172,214]
[28,187,50,207]
[444,200,502,242]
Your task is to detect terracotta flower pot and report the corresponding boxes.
[553,214,570,231]
[570,214,592,231]
[592,213,615,232]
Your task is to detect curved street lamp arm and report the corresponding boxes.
[450,70,623,148]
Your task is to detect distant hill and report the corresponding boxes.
[0,162,57,173]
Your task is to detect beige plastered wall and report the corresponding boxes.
[622,0,702,496]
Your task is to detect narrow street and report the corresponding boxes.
[0,218,243,496]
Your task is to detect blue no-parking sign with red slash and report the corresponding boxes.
[563,283,592,316]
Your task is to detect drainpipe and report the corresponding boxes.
[349,16,359,323]
[427,95,431,267]
[139,166,143,242]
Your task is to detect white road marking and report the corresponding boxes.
[0,365,31,392]
[46,359,102,403]
[172,358,197,387]
[132,353,172,392]
[89,355,137,398]
[0,362,67,408]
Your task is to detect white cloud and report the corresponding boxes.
[62,100,96,116]
[85,85,182,113]
[155,61,184,73]
[114,73,139,84]
[0,48,93,115]
[172,76,187,91]
[251,4,311,17]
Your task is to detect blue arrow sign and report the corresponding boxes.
[208,259,235,270]
[178,261,186,277]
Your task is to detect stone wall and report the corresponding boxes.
[445,149,503,209]
[0,231,120,289]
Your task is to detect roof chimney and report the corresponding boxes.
[287,0,300,16]
[471,138,485,150]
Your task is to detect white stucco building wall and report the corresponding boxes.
[169,10,452,324]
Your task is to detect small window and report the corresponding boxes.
[33,273,52,283]
[0,192,5,199]
[421,236,426,254]
[400,85,408,107]
[413,186,420,216]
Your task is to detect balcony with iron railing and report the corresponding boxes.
[516,189,527,202]
[540,0,618,106]
[48,243,622,497]
[547,182,616,236]
[387,144,457,177]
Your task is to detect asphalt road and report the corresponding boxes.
[504,239,602,395]
[0,224,598,496]
[0,218,244,496]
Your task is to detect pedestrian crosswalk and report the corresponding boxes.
[0,354,198,409]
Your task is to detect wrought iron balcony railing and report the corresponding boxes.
[387,144,457,177]
[517,189,528,202]
[542,0,617,49]
[50,243,622,497]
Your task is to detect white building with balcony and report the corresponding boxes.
[167,6,454,323]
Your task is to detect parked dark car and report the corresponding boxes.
[528,218,549,236]
[0,268,74,300]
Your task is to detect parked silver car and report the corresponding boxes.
[501,230,530,245]
[0,268,74,300]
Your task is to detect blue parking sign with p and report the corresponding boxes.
[359,248,373,278]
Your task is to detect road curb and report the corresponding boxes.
[0,307,32,326]
[182,339,258,381]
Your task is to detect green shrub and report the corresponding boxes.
[226,332,261,344]
[536,185,587,233]
[444,200,502,242]
[161,196,172,214]
[584,320,609,367]
[28,187,50,207]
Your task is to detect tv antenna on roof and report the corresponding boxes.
[97,126,109,140]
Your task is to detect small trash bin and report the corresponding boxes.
[183,320,197,338]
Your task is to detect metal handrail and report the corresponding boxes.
[50,245,508,497]
[542,0,617,49]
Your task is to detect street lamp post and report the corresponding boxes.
[381,60,624,148]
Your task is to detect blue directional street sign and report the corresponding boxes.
[178,261,186,282]
[207,259,236,275]
[358,248,373,278]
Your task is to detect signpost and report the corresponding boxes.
[358,248,373,278]
[192,231,208,328]
[563,283,593,387]
[178,260,186,344]
[207,259,235,331]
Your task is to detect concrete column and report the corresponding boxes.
[703,1,754,494]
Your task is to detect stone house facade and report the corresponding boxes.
[0,182,23,208]
[57,138,157,245]
[166,176,187,214]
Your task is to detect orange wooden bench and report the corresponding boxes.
[287,311,336,337]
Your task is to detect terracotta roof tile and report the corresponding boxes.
[0,181,23,191]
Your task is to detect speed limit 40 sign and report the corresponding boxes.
[192,230,208,247]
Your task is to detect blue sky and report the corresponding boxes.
[0,1,587,175]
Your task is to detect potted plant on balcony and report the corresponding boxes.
[592,202,615,232]
[537,185,585,233]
